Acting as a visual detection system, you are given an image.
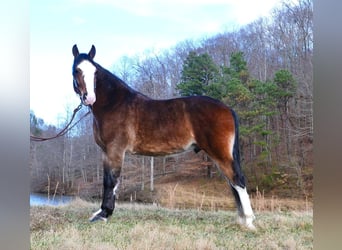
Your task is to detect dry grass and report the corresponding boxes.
[30,198,313,250]
[251,188,312,212]
[156,181,235,211]
[155,179,313,212]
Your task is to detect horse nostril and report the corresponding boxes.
[82,93,88,101]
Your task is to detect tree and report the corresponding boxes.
[177,52,219,96]
[229,51,248,76]
[273,69,296,112]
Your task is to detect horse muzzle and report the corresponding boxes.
[82,92,96,106]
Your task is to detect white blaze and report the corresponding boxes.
[78,60,97,105]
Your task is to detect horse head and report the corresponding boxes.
[72,44,97,106]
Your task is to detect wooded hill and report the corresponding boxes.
[30,0,313,201]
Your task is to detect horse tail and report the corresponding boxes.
[230,108,246,188]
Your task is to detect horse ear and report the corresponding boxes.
[72,44,79,57]
[88,45,96,59]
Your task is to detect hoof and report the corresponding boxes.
[237,215,257,231]
[245,222,256,231]
[89,209,108,222]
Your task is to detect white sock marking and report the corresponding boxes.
[113,180,120,196]
[233,185,254,217]
[233,185,256,229]
[93,208,102,216]
[89,208,107,222]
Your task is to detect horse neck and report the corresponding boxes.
[93,65,136,109]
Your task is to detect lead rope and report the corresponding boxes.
[30,103,91,142]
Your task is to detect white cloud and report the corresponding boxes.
[231,0,281,25]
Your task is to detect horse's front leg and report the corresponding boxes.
[90,155,122,222]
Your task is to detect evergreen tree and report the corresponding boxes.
[273,69,296,112]
[228,51,249,84]
[177,51,219,96]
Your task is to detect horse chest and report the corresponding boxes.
[92,120,106,151]
[92,111,135,152]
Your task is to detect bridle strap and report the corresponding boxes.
[30,103,91,142]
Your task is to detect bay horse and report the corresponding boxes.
[72,45,256,229]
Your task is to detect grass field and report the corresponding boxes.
[30,198,313,250]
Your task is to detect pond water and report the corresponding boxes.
[30,193,74,206]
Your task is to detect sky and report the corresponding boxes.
[30,0,284,126]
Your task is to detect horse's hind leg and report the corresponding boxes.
[230,159,255,229]
[229,180,255,229]
[217,159,255,230]
[229,182,244,219]
[90,155,121,222]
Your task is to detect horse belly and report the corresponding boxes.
[132,98,196,156]
[132,130,195,156]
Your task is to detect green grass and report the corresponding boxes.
[30,198,313,250]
